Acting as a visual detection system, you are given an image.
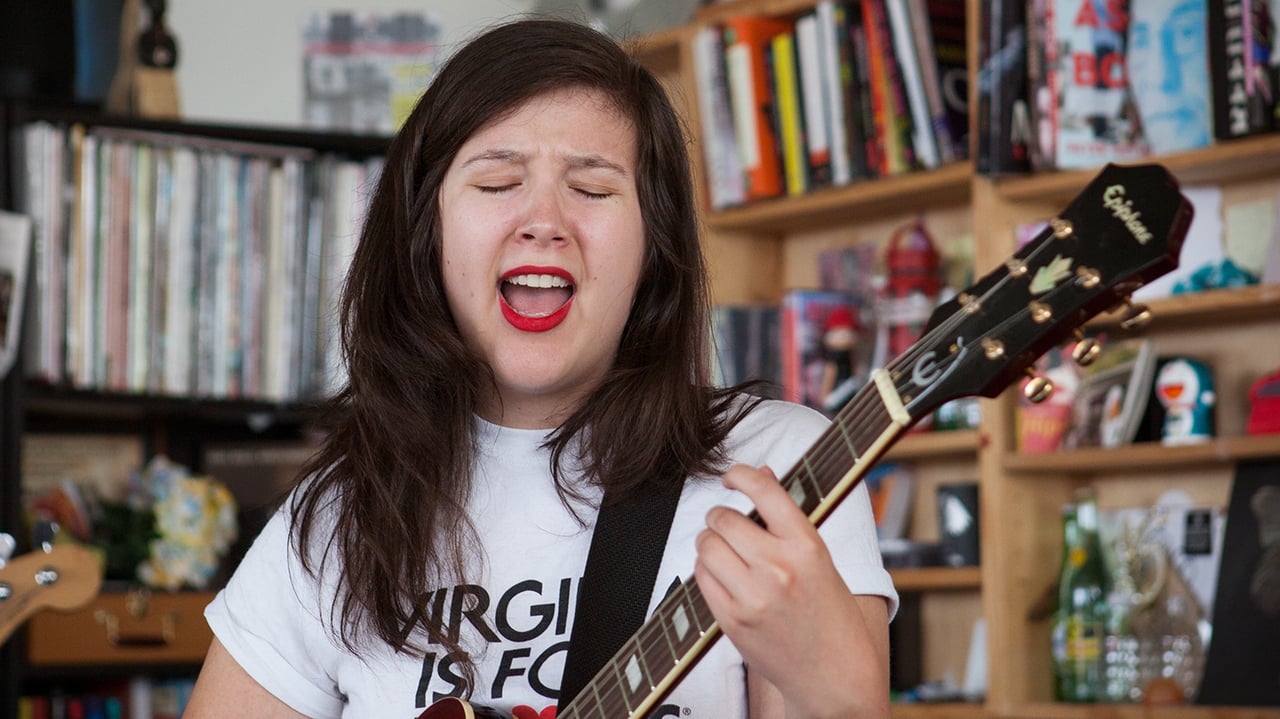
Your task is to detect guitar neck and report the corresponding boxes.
[560,370,910,718]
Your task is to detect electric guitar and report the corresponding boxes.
[0,541,104,646]
[418,162,1195,719]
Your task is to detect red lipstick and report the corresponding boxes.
[499,266,574,332]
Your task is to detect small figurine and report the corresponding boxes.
[1154,358,1216,445]
[819,305,862,416]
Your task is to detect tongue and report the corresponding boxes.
[502,284,572,317]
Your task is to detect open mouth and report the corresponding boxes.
[499,270,575,332]
[501,273,574,317]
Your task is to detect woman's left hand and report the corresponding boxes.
[694,464,890,719]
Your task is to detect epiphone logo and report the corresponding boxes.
[911,336,967,391]
[1102,185,1154,245]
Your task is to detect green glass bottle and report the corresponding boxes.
[1052,488,1110,702]
[1050,503,1076,701]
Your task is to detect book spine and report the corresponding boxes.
[975,0,1032,175]
[816,0,853,185]
[1025,0,1058,170]
[771,31,811,196]
[861,0,895,175]
[1209,0,1277,139]
[907,0,957,163]
[925,0,969,160]
[795,12,834,189]
[723,16,792,201]
[885,0,941,168]
[864,0,917,174]
[848,2,883,177]
[692,26,748,210]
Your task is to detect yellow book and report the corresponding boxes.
[770,32,808,197]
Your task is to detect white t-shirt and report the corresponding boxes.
[205,399,898,718]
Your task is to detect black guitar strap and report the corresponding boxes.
[556,479,685,711]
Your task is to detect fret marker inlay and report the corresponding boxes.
[787,480,807,507]
[672,605,691,640]
[625,655,643,692]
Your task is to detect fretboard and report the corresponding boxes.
[559,370,911,718]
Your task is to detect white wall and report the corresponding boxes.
[169,0,538,127]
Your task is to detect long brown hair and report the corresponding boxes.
[291,17,762,682]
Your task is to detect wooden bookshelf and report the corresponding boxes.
[705,162,973,233]
[890,566,982,592]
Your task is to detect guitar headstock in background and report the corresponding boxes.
[0,535,103,646]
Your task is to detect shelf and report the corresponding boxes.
[1089,284,1280,331]
[994,133,1280,204]
[1004,434,1280,474]
[15,103,391,158]
[889,566,981,592]
[888,429,982,461]
[21,383,325,427]
[704,162,973,233]
[1013,703,1280,719]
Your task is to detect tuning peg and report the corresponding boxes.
[1023,369,1054,403]
[1117,300,1153,331]
[1071,331,1102,366]
[33,520,58,553]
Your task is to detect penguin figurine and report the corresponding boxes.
[1155,358,1216,445]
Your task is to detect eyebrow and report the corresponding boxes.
[459,149,631,178]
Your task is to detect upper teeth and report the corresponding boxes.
[506,273,569,288]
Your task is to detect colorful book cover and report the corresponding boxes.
[1048,0,1151,168]
[780,288,867,416]
[1128,0,1213,154]
[1208,0,1277,140]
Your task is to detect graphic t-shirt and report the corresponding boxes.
[205,399,898,718]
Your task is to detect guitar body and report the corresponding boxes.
[417,698,509,719]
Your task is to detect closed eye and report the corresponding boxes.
[476,183,519,194]
[575,187,612,200]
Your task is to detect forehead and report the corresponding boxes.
[460,87,638,161]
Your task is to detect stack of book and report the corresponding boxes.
[692,0,967,209]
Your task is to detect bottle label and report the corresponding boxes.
[1068,546,1087,568]
[1066,616,1102,660]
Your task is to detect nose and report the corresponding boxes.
[518,180,568,245]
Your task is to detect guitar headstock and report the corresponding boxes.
[0,542,103,645]
[890,162,1193,420]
